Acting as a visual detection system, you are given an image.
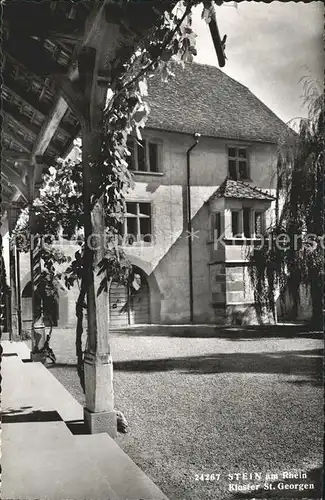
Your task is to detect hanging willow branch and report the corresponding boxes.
[249,80,324,326]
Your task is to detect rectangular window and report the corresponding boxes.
[231,211,240,237]
[210,212,221,240]
[122,202,152,245]
[137,140,146,171]
[254,211,264,236]
[228,147,249,180]
[243,208,251,238]
[127,139,135,170]
[228,160,237,180]
[127,137,160,173]
[149,142,158,172]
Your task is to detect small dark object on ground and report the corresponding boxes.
[115,409,129,434]
[43,344,56,363]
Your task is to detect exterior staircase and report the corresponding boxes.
[1,340,169,500]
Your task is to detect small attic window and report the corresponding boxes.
[210,212,221,241]
[228,147,249,180]
[127,137,161,173]
[231,211,240,237]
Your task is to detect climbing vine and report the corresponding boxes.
[248,79,324,326]
[12,0,221,389]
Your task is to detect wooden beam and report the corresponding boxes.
[31,2,110,166]
[4,35,68,78]
[1,200,26,210]
[3,127,32,153]
[1,176,13,191]
[3,102,42,139]
[47,31,83,45]
[2,161,27,184]
[32,95,69,158]
[3,78,48,116]
[3,78,77,137]
[54,76,87,126]
[3,110,62,166]
[28,0,176,193]
[3,108,61,158]
[2,149,31,161]
[1,163,29,202]
[3,3,88,40]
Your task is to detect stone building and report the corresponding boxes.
[3,62,293,329]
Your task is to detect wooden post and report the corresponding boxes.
[27,164,36,350]
[79,18,123,438]
[56,0,175,436]
[27,164,45,358]
[16,245,22,337]
[82,130,117,436]
[7,208,19,340]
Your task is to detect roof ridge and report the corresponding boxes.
[182,60,251,90]
[236,179,275,199]
[183,62,286,126]
[209,177,275,201]
[146,61,289,142]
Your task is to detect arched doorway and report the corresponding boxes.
[21,282,59,328]
[109,267,150,328]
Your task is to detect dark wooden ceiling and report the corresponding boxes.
[2,1,94,205]
[2,0,225,208]
[1,0,182,207]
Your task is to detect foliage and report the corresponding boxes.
[96,0,203,229]
[11,0,219,389]
[249,80,324,325]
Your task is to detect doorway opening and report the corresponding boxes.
[109,267,150,328]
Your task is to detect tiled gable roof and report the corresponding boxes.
[213,178,275,200]
[146,62,288,144]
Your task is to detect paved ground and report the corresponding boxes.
[48,325,323,500]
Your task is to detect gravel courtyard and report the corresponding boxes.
[48,325,323,500]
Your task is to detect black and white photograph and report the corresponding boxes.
[0,1,323,499]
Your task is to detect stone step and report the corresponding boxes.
[1,342,170,500]
[14,340,32,359]
[1,422,119,500]
[75,433,169,500]
[1,356,52,415]
[1,351,83,422]
[23,362,83,422]
[2,339,31,359]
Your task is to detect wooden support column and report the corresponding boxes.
[27,164,36,347]
[30,233,46,359]
[82,131,116,436]
[76,12,123,438]
[27,163,45,357]
[16,245,22,338]
[7,207,19,340]
[55,0,176,437]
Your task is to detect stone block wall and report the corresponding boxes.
[226,265,254,303]
[208,261,275,325]
[226,304,275,326]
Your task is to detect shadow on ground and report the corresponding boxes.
[65,419,90,435]
[1,408,62,423]
[230,467,322,499]
[111,324,323,340]
[1,407,90,435]
[110,349,323,385]
[48,349,323,386]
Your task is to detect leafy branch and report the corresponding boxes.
[11,0,212,390]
